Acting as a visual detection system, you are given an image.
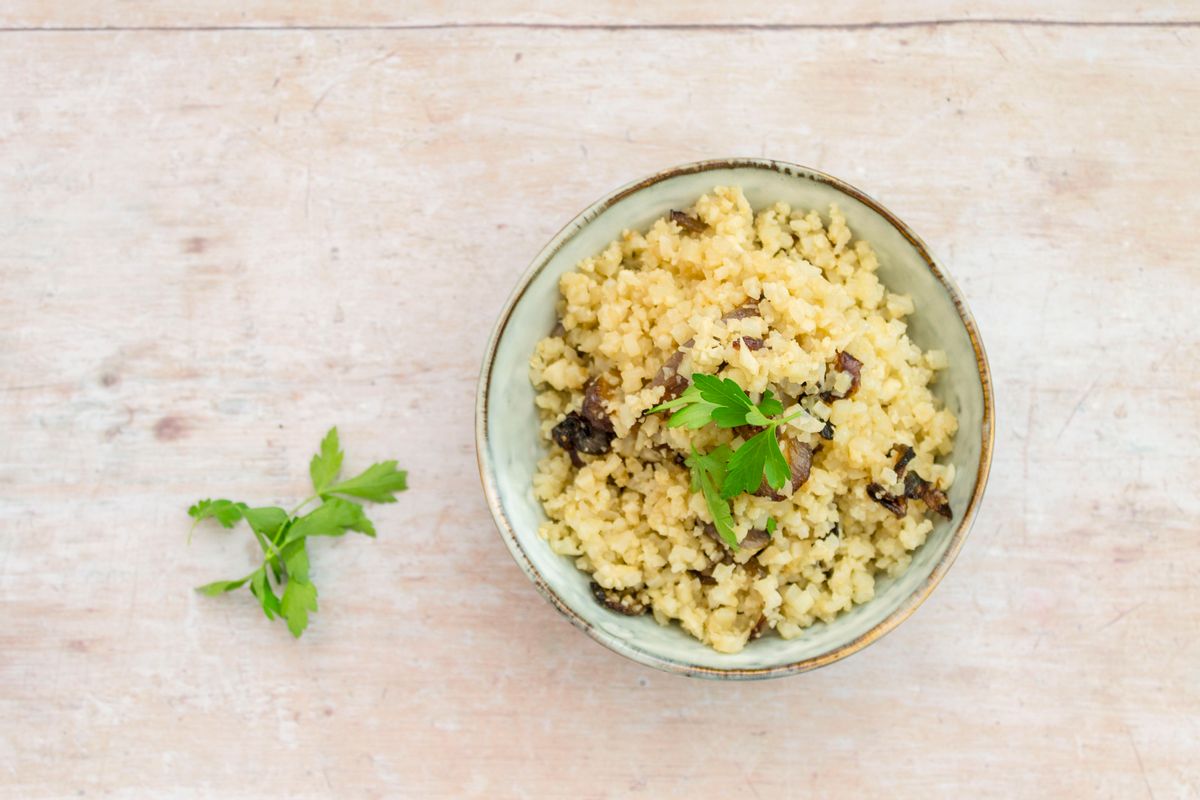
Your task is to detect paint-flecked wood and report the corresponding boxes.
[0,10,1197,799]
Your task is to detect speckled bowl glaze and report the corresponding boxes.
[476,159,993,679]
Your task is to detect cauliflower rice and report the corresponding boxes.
[529,187,957,653]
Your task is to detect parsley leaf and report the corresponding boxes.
[249,567,281,620]
[187,499,248,544]
[722,429,773,498]
[757,390,785,418]
[196,573,255,596]
[325,461,408,504]
[687,443,731,491]
[309,427,344,494]
[711,405,751,428]
[692,374,755,416]
[650,374,783,431]
[648,384,704,414]
[763,427,791,491]
[686,444,737,548]
[741,407,772,428]
[281,537,310,581]
[243,506,288,548]
[188,499,246,529]
[660,384,719,429]
[671,401,720,429]
[645,371,813,549]
[242,506,290,580]
[285,497,374,542]
[189,429,406,638]
[281,577,318,638]
[279,538,318,638]
[765,517,777,534]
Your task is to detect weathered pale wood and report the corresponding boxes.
[0,16,1197,799]
[0,1,1195,28]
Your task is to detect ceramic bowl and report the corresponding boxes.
[476,159,993,679]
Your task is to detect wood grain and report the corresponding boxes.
[1,11,1198,799]
[0,1,1196,29]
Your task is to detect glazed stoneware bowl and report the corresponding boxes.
[476,159,993,679]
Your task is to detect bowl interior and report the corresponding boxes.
[480,161,990,677]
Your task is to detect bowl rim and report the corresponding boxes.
[475,158,995,679]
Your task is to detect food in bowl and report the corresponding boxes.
[528,186,958,653]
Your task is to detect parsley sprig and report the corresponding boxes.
[188,427,407,637]
[649,374,806,548]
[685,443,736,547]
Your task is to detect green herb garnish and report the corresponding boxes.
[649,373,806,548]
[685,443,737,548]
[650,374,783,429]
[651,373,805,490]
[188,427,407,637]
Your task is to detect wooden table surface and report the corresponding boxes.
[2,3,1197,797]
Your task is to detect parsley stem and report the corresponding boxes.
[775,409,809,427]
[288,494,320,517]
[250,526,283,561]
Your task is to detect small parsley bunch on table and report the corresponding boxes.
[188,427,407,637]
[649,374,807,549]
